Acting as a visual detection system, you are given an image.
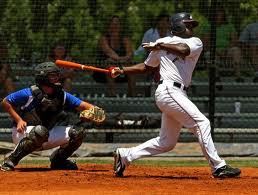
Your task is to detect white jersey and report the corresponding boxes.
[144,36,203,87]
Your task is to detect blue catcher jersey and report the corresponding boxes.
[6,88,82,113]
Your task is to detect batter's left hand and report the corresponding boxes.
[142,42,163,51]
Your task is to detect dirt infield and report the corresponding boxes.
[0,164,258,195]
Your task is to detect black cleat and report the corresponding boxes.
[1,162,15,172]
[113,149,125,177]
[50,159,78,170]
[213,165,241,178]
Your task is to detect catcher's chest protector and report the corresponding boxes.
[31,86,65,127]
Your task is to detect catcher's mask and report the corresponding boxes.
[35,62,62,89]
[171,12,199,35]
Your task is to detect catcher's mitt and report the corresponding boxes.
[79,106,106,123]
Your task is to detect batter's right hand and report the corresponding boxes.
[17,119,27,133]
[109,67,123,78]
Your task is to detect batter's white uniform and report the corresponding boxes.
[118,35,226,173]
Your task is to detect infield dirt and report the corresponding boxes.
[0,163,258,194]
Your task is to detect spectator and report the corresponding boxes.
[197,6,242,81]
[0,41,15,99]
[93,15,135,97]
[239,9,258,82]
[134,13,172,60]
[47,42,74,92]
[134,14,172,96]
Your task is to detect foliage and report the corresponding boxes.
[47,0,97,62]
[0,0,257,64]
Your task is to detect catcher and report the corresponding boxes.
[0,62,105,171]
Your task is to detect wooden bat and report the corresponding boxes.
[55,60,110,73]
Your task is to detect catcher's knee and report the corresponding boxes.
[6,125,49,165]
[68,127,86,146]
[28,125,49,148]
[50,127,85,163]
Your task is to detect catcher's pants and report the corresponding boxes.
[119,81,226,173]
[12,125,73,150]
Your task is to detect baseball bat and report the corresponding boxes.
[55,60,110,73]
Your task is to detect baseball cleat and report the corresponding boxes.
[213,165,241,178]
[1,162,15,172]
[113,149,125,177]
[50,159,78,170]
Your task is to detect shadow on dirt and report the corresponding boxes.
[124,175,199,180]
[16,167,51,172]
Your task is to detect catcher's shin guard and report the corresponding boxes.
[50,127,85,170]
[4,125,49,168]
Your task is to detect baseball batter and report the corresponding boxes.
[0,62,105,171]
[111,12,241,178]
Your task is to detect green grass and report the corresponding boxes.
[18,158,112,165]
[133,159,258,167]
[18,158,258,168]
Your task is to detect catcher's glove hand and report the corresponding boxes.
[79,106,106,123]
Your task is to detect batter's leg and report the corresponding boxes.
[168,91,226,172]
[116,113,181,168]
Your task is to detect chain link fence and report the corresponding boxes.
[1,0,258,143]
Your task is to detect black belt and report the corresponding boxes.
[159,80,187,91]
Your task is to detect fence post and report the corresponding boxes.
[209,0,217,140]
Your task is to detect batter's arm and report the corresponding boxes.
[111,63,157,77]
[158,43,190,58]
[143,42,190,58]
[123,63,147,74]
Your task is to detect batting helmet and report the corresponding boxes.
[171,12,199,34]
[35,62,61,87]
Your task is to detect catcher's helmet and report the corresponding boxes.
[171,12,199,34]
[35,62,61,87]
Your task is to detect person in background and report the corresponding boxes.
[134,14,172,96]
[93,15,135,97]
[134,13,172,59]
[47,42,74,92]
[197,6,242,82]
[0,40,15,99]
[239,9,258,82]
